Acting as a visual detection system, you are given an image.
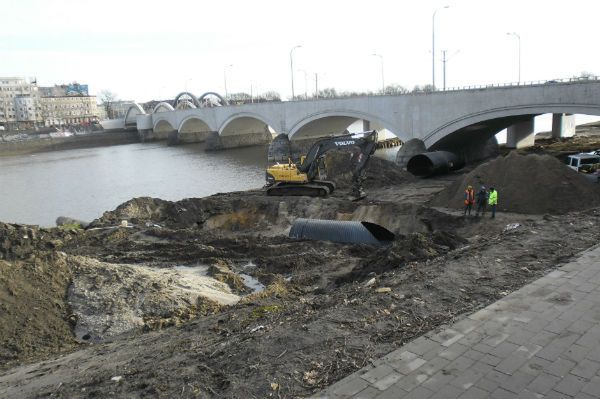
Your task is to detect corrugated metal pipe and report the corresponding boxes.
[406,151,465,177]
[289,218,395,245]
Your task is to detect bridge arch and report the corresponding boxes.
[124,103,146,127]
[219,113,278,136]
[173,92,201,108]
[153,118,176,134]
[152,102,175,113]
[198,92,229,107]
[288,110,403,141]
[424,104,600,149]
[176,116,214,143]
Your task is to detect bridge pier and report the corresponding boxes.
[552,113,576,139]
[506,117,535,149]
[205,131,272,151]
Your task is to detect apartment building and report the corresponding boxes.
[39,83,99,126]
[0,78,101,130]
[0,77,42,130]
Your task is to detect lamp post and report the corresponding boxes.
[371,53,385,94]
[432,5,450,91]
[506,32,521,84]
[223,64,233,99]
[289,45,302,100]
[441,49,460,91]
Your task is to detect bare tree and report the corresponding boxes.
[575,71,595,80]
[228,92,252,104]
[411,84,434,93]
[384,84,409,95]
[318,88,338,98]
[98,90,118,119]
[255,91,281,102]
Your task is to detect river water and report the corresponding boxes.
[0,142,399,227]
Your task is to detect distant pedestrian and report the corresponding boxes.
[463,185,475,216]
[475,186,488,217]
[488,187,498,219]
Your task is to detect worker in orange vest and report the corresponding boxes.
[464,185,475,216]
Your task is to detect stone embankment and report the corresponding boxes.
[0,130,139,156]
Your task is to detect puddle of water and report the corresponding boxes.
[240,273,265,293]
[173,265,210,277]
[242,261,256,270]
[174,264,264,294]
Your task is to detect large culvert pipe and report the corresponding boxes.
[406,151,465,177]
[289,218,394,245]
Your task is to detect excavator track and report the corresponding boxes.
[266,182,333,197]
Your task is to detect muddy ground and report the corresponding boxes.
[1,140,600,398]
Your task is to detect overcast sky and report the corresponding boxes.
[0,0,598,103]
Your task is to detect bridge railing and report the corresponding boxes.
[443,76,600,93]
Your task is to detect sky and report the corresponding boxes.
[0,0,599,104]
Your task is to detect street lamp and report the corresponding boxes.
[223,64,233,98]
[290,45,302,100]
[371,53,385,94]
[441,49,460,90]
[432,5,450,91]
[506,32,521,84]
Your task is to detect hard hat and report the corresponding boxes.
[467,185,472,189]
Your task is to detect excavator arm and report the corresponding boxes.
[266,130,378,199]
[298,130,378,180]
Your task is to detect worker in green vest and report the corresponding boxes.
[488,187,498,219]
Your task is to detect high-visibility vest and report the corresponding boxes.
[464,189,475,205]
[489,190,498,205]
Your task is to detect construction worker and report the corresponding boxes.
[475,186,487,217]
[463,185,475,216]
[488,187,498,219]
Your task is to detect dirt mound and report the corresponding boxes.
[0,251,77,369]
[339,231,467,283]
[324,152,416,189]
[431,152,600,214]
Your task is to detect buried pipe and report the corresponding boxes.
[406,151,465,177]
[289,218,395,245]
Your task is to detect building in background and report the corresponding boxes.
[39,83,98,127]
[0,78,101,130]
[103,100,135,119]
[0,77,42,130]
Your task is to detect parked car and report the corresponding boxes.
[566,153,600,173]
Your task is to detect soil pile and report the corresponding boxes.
[0,251,77,369]
[324,152,416,189]
[340,230,468,282]
[431,152,600,214]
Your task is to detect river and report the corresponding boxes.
[0,142,399,227]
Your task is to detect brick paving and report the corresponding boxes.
[315,245,600,399]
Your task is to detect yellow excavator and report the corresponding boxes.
[265,130,378,199]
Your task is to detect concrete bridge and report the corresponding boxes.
[130,78,600,159]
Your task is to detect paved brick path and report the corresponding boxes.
[316,245,600,399]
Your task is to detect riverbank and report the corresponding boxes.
[0,130,140,156]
